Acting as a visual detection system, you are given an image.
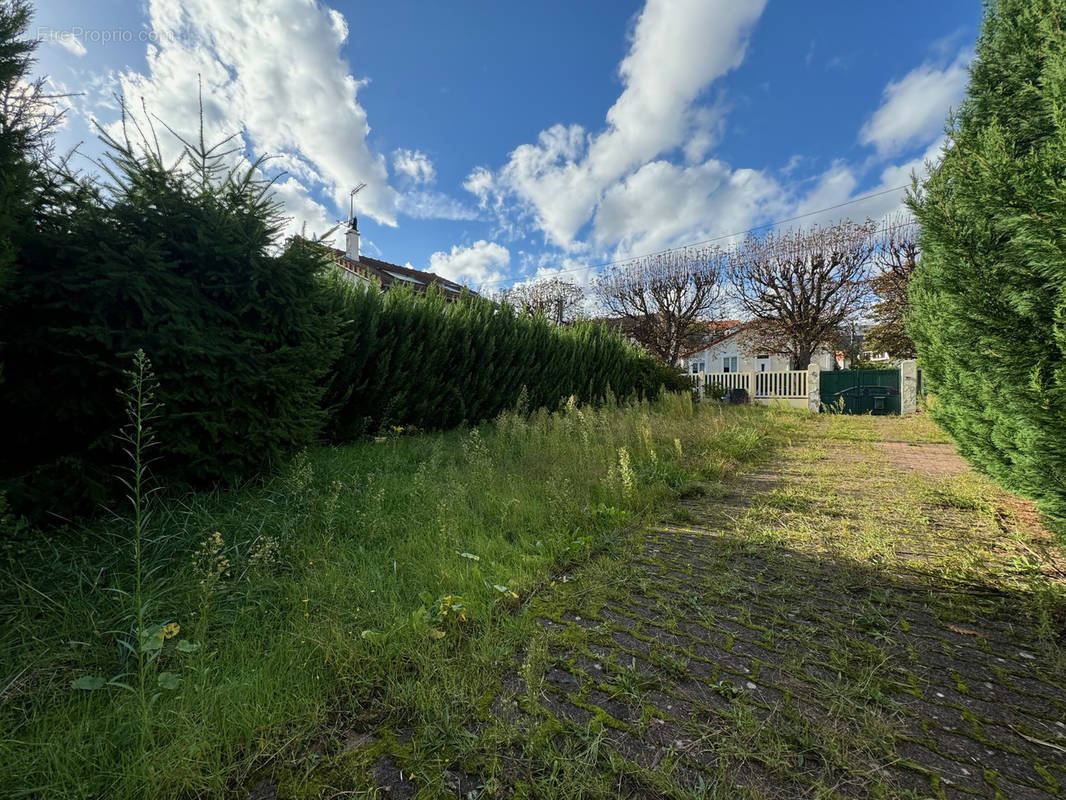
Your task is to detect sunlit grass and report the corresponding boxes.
[0,394,793,798]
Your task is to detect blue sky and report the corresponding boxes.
[31,0,981,291]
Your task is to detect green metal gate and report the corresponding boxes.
[819,368,901,415]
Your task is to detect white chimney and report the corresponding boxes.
[345,215,360,261]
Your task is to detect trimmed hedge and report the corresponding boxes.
[908,0,1066,532]
[0,130,681,520]
[318,271,679,440]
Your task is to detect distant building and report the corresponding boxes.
[326,216,468,298]
[680,322,840,374]
[857,324,893,364]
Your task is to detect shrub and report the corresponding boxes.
[0,124,340,516]
[317,274,672,439]
[908,0,1066,532]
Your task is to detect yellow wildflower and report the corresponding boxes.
[162,623,180,639]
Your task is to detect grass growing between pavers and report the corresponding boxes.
[0,395,798,799]
[459,414,1066,800]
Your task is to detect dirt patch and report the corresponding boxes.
[370,754,417,799]
[877,441,968,475]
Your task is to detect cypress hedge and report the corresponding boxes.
[316,268,680,441]
[0,126,680,520]
[908,0,1066,531]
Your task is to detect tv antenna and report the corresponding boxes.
[348,182,367,225]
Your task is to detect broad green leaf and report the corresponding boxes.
[175,639,200,653]
[157,672,182,690]
[456,552,480,561]
[71,675,105,691]
[139,624,165,653]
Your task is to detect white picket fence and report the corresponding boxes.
[687,360,920,414]
[690,369,808,404]
[754,370,807,399]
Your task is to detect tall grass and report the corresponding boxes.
[0,393,788,798]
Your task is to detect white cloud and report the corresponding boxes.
[109,0,396,237]
[463,166,496,207]
[271,176,335,240]
[392,148,436,184]
[427,240,510,287]
[389,148,479,221]
[593,159,784,259]
[53,32,87,57]
[466,0,768,249]
[860,50,970,158]
[397,190,479,221]
[791,162,859,219]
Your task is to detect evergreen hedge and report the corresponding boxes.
[318,270,679,440]
[0,128,679,519]
[908,0,1066,531]
[0,133,340,515]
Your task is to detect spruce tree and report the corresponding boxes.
[0,0,36,293]
[0,117,340,515]
[908,0,1066,530]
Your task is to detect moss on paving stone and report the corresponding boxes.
[268,414,1065,799]
[440,416,1066,799]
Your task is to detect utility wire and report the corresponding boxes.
[480,183,912,288]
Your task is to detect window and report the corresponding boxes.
[722,356,738,373]
[688,359,705,374]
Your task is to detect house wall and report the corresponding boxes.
[683,332,835,375]
[334,263,374,289]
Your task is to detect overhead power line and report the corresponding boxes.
[480,183,911,288]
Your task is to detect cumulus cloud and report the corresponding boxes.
[271,176,335,240]
[390,148,480,221]
[392,148,436,184]
[427,240,510,287]
[397,190,479,221]
[860,50,970,158]
[466,0,768,249]
[594,159,784,259]
[109,0,396,238]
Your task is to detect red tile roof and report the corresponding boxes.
[327,247,469,296]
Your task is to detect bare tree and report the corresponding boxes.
[729,219,878,369]
[502,276,584,325]
[594,245,728,364]
[864,215,919,359]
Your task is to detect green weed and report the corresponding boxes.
[0,395,781,798]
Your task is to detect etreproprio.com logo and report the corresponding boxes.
[37,26,175,46]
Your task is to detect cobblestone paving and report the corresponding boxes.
[468,438,1066,799]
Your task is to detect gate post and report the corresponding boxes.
[900,360,918,414]
[807,361,821,413]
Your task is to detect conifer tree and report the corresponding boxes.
[1,112,340,514]
[908,0,1066,530]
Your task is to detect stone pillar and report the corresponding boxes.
[807,361,821,413]
[900,359,918,415]
[696,371,706,400]
[744,370,756,401]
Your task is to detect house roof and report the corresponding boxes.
[327,247,469,296]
